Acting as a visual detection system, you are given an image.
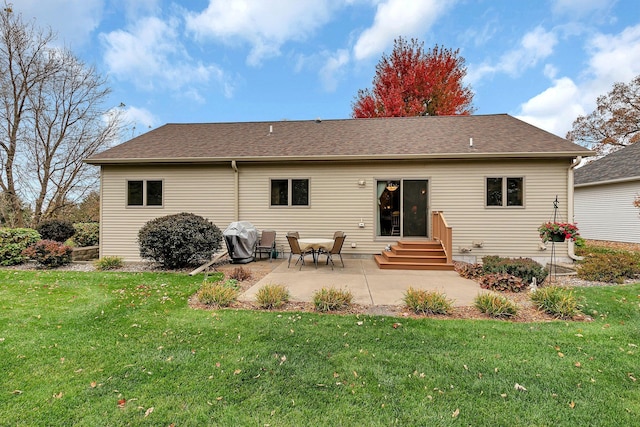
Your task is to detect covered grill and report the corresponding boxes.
[223,221,258,263]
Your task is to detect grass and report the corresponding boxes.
[0,269,639,426]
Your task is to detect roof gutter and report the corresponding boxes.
[575,175,640,187]
[84,150,595,166]
[232,160,239,221]
[568,156,583,262]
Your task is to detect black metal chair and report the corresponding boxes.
[255,230,276,262]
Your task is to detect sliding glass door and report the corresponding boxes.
[376,179,428,237]
[402,179,428,237]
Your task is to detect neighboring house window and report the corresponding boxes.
[270,178,309,207]
[486,177,523,207]
[127,180,163,207]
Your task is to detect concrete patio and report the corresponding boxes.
[239,257,480,307]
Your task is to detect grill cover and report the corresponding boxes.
[223,221,258,263]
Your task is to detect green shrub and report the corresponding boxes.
[573,236,586,248]
[455,262,484,280]
[94,256,123,271]
[312,287,353,312]
[137,212,222,269]
[577,251,640,283]
[0,228,40,266]
[482,255,548,284]
[73,222,99,247]
[403,288,453,315]
[474,293,518,318]
[255,284,290,309]
[229,266,252,281]
[479,273,527,293]
[530,286,580,319]
[36,219,75,243]
[575,243,621,256]
[21,240,72,268]
[197,282,238,307]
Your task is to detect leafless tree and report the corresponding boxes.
[0,5,122,227]
[567,75,640,156]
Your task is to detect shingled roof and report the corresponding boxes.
[86,114,592,165]
[575,142,640,186]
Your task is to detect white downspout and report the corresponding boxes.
[231,160,239,221]
[567,156,582,261]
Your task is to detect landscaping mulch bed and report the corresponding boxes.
[8,247,633,322]
[197,261,599,322]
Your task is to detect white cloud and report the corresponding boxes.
[319,49,351,92]
[551,0,613,19]
[124,106,159,134]
[517,24,640,137]
[13,0,103,48]
[353,0,453,61]
[459,19,499,48]
[516,77,584,137]
[585,24,640,96]
[468,26,558,84]
[100,16,233,99]
[185,0,338,66]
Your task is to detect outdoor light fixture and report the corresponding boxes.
[386,181,399,191]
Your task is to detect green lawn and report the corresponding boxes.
[0,270,638,426]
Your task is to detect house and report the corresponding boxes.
[85,114,593,268]
[574,143,640,243]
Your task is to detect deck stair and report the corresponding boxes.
[374,240,455,271]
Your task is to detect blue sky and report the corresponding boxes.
[14,0,640,140]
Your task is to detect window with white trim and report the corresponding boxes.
[127,180,163,207]
[486,177,523,207]
[270,178,309,207]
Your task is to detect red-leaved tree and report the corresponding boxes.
[352,37,474,118]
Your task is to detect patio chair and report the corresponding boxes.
[255,230,276,262]
[287,231,300,238]
[286,234,314,269]
[333,231,344,238]
[318,234,346,270]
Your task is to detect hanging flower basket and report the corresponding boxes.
[538,222,579,243]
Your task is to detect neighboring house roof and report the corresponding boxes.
[86,114,593,165]
[575,142,640,186]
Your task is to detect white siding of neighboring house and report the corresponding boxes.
[574,180,640,243]
[100,158,573,264]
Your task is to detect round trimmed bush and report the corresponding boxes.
[37,219,75,243]
[137,212,222,269]
[21,239,72,268]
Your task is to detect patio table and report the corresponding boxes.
[298,238,334,267]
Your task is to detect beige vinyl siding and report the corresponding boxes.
[429,159,570,261]
[100,165,236,261]
[100,158,572,263]
[575,181,640,243]
[235,159,571,262]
